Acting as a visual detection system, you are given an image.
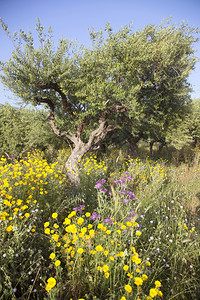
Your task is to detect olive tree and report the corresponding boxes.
[0,18,198,184]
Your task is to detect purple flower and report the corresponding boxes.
[126,190,137,199]
[123,199,129,204]
[73,205,85,211]
[104,217,111,223]
[91,212,101,220]
[114,180,120,184]
[104,217,114,224]
[96,179,106,189]
[130,212,136,217]
[127,212,136,220]
[101,188,108,193]
[96,183,102,189]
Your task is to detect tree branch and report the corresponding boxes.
[34,95,76,144]
[86,109,118,150]
[38,82,74,116]
[47,109,76,144]
[76,120,88,138]
[91,124,118,150]
[34,97,55,111]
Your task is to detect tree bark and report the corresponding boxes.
[127,131,143,156]
[149,141,154,157]
[65,139,87,185]
[48,109,118,185]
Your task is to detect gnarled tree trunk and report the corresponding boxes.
[48,108,120,185]
[65,140,88,185]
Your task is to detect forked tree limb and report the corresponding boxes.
[38,82,74,116]
[47,109,76,144]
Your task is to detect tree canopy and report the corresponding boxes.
[0,18,199,183]
[0,103,64,158]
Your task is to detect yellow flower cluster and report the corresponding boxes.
[79,154,107,175]
[0,151,66,233]
[44,209,163,298]
[123,157,168,190]
[148,281,163,298]
[45,277,56,292]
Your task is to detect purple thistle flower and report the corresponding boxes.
[104,217,111,223]
[100,188,108,193]
[73,205,85,211]
[91,212,101,220]
[96,183,102,189]
[114,180,120,184]
[126,190,132,195]
[104,217,114,224]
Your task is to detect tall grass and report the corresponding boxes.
[0,148,199,299]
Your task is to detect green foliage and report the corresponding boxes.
[0,103,64,158]
[187,98,200,145]
[163,98,200,152]
[0,18,199,157]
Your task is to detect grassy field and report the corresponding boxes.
[0,147,200,299]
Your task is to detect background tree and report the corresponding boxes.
[0,103,63,158]
[0,18,199,184]
[187,98,200,146]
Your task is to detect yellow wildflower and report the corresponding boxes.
[52,212,58,219]
[96,245,103,251]
[77,217,84,226]
[77,248,84,254]
[44,228,50,234]
[142,274,148,281]
[102,265,109,272]
[44,221,50,227]
[149,288,158,298]
[105,272,109,278]
[6,225,13,232]
[124,284,132,293]
[134,277,143,286]
[123,265,129,271]
[49,253,56,260]
[55,260,61,267]
[45,277,56,292]
[155,280,161,288]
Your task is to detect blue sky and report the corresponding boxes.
[0,0,200,105]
